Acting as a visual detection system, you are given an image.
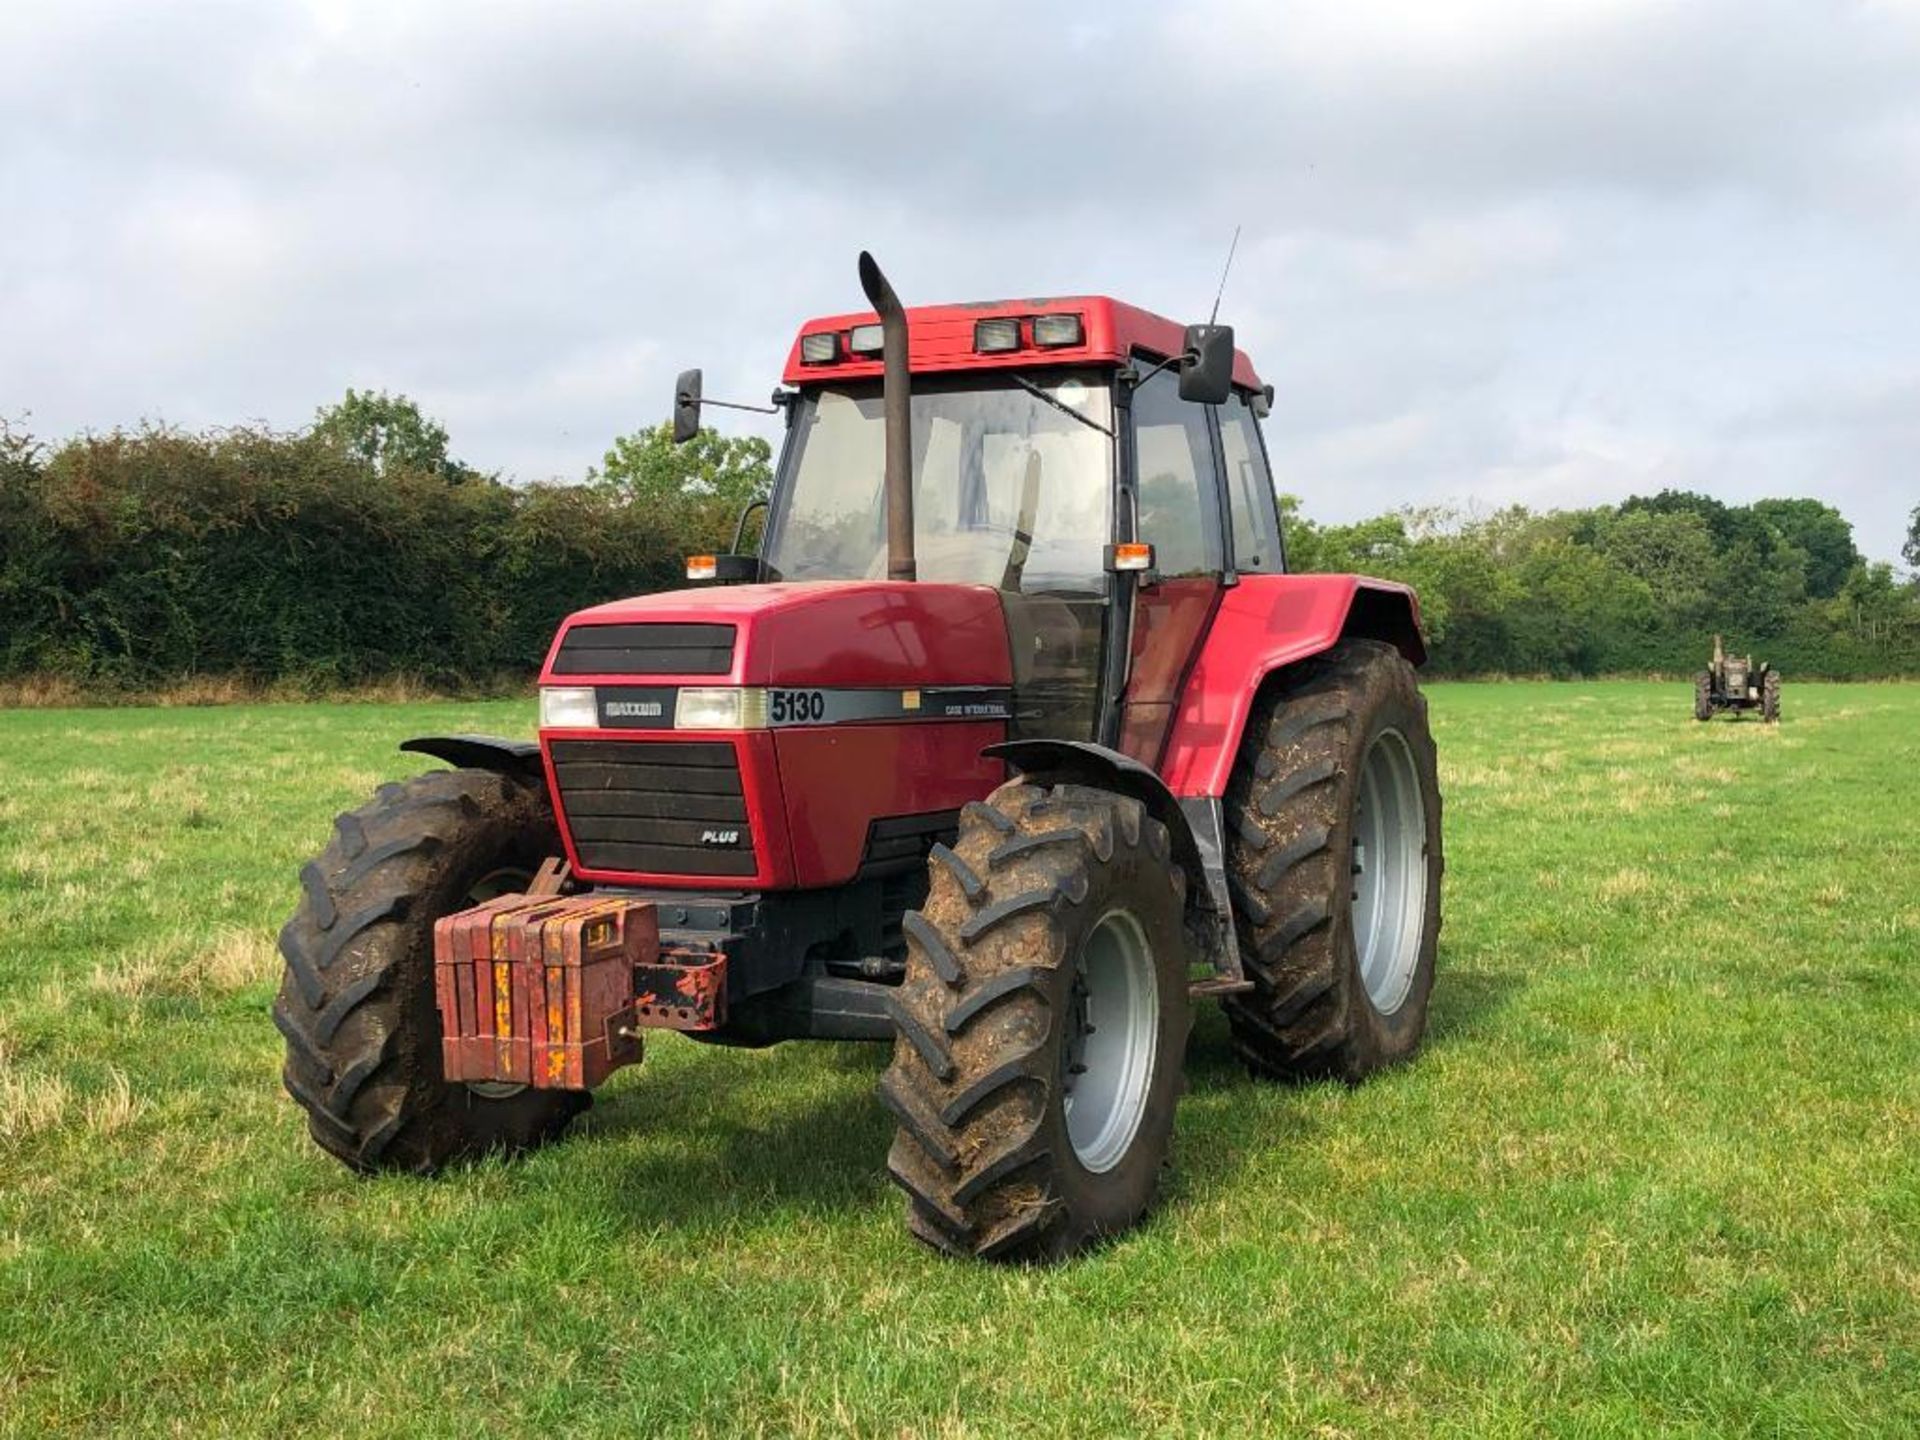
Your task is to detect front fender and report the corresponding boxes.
[400,734,543,780]
[984,738,1243,985]
[985,739,1202,879]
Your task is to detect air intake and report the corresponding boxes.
[552,623,735,677]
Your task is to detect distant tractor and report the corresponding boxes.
[1695,635,1780,722]
[273,253,1445,1263]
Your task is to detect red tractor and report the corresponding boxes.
[274,255,1443,1262]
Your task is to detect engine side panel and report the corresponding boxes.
[1160,573,1425,799]
[775,722,1007,886]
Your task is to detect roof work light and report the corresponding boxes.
[973,318,1021,353]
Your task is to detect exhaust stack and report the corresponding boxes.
[857,251,915,582]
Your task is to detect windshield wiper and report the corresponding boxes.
[1008,374,1114,437]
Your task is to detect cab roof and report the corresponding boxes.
[780,295,1263,392]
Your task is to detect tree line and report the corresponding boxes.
[1284,492,1920,678]
[1,392,1914,691]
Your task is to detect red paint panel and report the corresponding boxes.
[540,581,1012,690]
[774,721,1007,887]
[1117,576,1222,768]
[777,295,1263,392]
[760,584,1011,688]
[1161,574,1423,799]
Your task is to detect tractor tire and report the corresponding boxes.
[1221,639,1443,1083]
[1762,671,1781,723]
[272,768,587,1174]
[881,780,1191,1263]
[1695,672,1713,722]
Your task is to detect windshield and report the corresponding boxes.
[763,371,1114,592]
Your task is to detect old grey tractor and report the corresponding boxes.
[1695,635,1780,722]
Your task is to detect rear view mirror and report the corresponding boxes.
[672,368,703,444]
[1178,324,1234,405]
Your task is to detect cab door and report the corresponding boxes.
[1115,361,1228,765]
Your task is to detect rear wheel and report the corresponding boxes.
[272,768,586,1173]
[1761,670,1781,723]
[1222,639,1443,1082]
[881,780,1191,1262]
[1695,672,1713,721]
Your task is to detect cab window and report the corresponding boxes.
[1218,394,1283,572]
[1128,360,1222,577]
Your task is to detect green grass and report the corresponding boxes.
[1,683,1916,1436]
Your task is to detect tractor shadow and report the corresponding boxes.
[1181,946,1524,1089]
[586,1038,896,1226]
[1423,962,1525,1048]
[1172,953,1524,1196]
[575,957,1524,1234]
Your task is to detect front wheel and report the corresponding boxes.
[1761,671,1781,723]
[881,780,1191,1262]
[1695,672,1713,721]
[272,768,587,1173]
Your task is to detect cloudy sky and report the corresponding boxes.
[4,1,1916,561]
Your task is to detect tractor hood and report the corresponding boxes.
[539,581,1013,689]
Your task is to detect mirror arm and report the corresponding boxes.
[1122,349,1201,390]
[699,397,779,416]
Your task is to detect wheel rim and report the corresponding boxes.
[1061,909,1159,1174]
[461,866,533,1100]
[466,867,532,904]
[1350,729,1428,1016]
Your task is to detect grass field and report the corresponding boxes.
[2,682,1916,1436]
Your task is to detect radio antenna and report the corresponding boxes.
[1208,224,1242,326]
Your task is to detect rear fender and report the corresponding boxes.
[984,739,1244,986]
[1159,574,1424,799]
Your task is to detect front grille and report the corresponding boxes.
[550,739,755,876]
[552,623,735,676]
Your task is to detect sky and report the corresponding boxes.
[3,1,1917,563]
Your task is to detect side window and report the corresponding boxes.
[1129,360,1222,577]
[1219,395,1283,572]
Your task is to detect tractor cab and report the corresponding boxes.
[681,292,1283,765]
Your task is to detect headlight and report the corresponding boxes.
[539,686,598,729]
[675,687,769,730]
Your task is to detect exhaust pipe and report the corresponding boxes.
[857,251,915,582]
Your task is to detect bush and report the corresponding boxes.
[0,421,729,690]
[2,408,1913,691]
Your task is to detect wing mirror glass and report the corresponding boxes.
[672,368,703,444]
[1178,324,1235,405]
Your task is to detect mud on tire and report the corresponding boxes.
[880,780,1191,1263]
[272,768,586,1173]
[1221,639,1443,1083]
